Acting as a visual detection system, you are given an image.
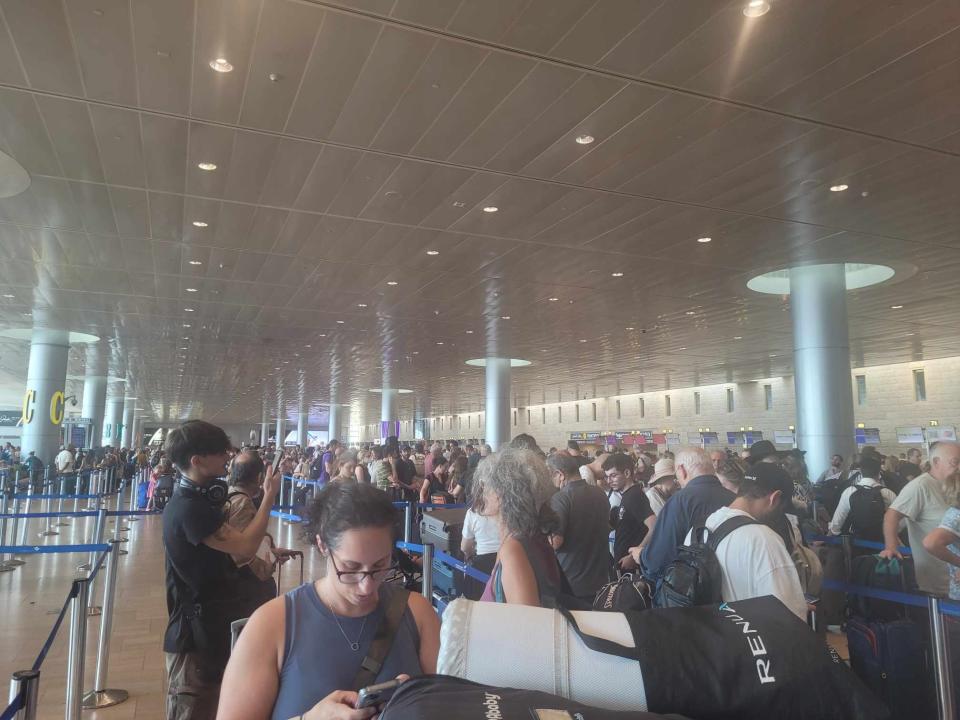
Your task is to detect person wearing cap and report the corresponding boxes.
[683,463,808,621]
[746,439,789,466]
[645,458,679,517]
[828,452,897,539]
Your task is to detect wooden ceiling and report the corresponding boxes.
[0,0,957,425]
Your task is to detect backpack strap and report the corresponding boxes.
[352,586,410,690]
[705,515,757,552]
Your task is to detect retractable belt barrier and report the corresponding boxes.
[395,540,492,585]
[806,532,912,556]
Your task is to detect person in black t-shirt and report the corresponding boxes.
[162,420,279,720]
[603,453,655,572]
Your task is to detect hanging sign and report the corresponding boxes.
[896,426,924,444]
[773,430,795,446]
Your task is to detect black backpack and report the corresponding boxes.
[841,485,885,541]
[654,515,757,608]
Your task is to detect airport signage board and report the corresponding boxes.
[854,427,881,445]
[924,426,957,443]
[773,430,795,446]
[896,426,924,444]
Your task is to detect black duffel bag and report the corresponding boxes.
[381,675,690,720]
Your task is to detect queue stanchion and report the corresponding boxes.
[65,579,90,720]
[5,481,25,568]
[39,469,59,538]
[0,489,17,572]
[8,668,40,720]
[56,474,70,526]
[86,471,98,511]
[126,468,140,519]
[928,596,956,720]
[422,543,434,601]
[403,502,413,544]
[81,540,129,709]
[18,470,32,546]
[84,509,106,617]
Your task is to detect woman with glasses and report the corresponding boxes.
[218,482,440,720]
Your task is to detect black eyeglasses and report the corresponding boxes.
[328,553,399,585]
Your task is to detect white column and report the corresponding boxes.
[297,412,308,447]
[121,397,135,449]
[103,391,125,448]
[790,264,857,480]
[81,358,107,450]
[328,404,341,442]
[380,389,398,440]
[21,329,71,465]
[485,358,511,451]
[275,416,285,447]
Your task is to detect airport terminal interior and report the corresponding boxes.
[1,0,960,718]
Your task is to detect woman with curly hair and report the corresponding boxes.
[473,447,562,607]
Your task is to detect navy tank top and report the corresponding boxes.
[271,582,421,720]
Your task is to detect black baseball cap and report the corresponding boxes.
[746,439,789,465]
[742,462,793,498]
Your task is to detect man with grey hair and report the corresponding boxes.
[881,441,960,595]
[640,446,735,583]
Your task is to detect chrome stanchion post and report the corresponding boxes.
[403,502,412,544]
[18,470,32,546]
[82,541,128,709]
[422,543,434,601]
[928,596,956,720]
[0,489,17,572]
[65,579,90,720]
[6,488,25,568]
[39,469,58,538]
[8,668,40,720]
[56,474,70,526]
[86,510,106,617]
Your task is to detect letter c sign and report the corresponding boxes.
[50,391,65,425]
[22,389,35,425]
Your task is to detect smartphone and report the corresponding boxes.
[356,679,402,709]
[272,447,285,474]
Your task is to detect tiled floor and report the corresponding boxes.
[0,509,318,720]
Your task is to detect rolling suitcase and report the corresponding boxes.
[846,616,934,719]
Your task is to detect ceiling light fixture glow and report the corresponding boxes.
[426,250,439,256]
[188,260,202,266]
[829,184,849,192]
[335,320,345,324]
[611,272,624,277]
[697,237,712,243]
[209,58,233,73]
[743,0,770,17]
[386,281,398,286]
[482,206,498,213]
[500,315,510,320]
[357,303,367,308]
[184,308,195,312]
[890,304,904,309]
[575,134,594,145]
[198,162,217,171]
[186,288,198,292]
[465,358,531,368]
[192,221,208,227]
[548,297,559,302]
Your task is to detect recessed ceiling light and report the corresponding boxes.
[500,315,510,320]
[686,311,697,316]
[186,288,198,292]
[386,281,398,286]
[579,339,588,343]
[697,237,712,243]
[548,297,559,302]
[192,221,208,227]
[412,351,419,355]
[305,344,311,348]
[890,304,904,309]
[188,260,203,266]
[829,184,849,192]
[426,250,440,256]
[357,303,367,308]
[319,333,326,337]
[769,354,777,358]
[198,162,217,171]
[743,0,770,17]
[184,308,195,312]
[436,342,444,345]
[734,336,743,340]
[625,326,635,330]
[2,294,13,298]
[483,206,499,213]
[182,324,191,328]
[575,134,595,145]
[209,58,233,73]
[465,330,473,334]
[336,320,345,324]
[611,272,624,278]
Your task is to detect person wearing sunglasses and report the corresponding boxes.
[219,482,440,720]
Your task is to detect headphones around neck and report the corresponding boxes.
[177,475,229,505]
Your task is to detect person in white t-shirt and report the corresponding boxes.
[828,454,897,536]
[579,452,609,487]
[55,445,75,474]
[881,441,960,596]
[461,508,502,600]
[684,462,807,621]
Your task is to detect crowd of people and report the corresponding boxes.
[146,421,960,719]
